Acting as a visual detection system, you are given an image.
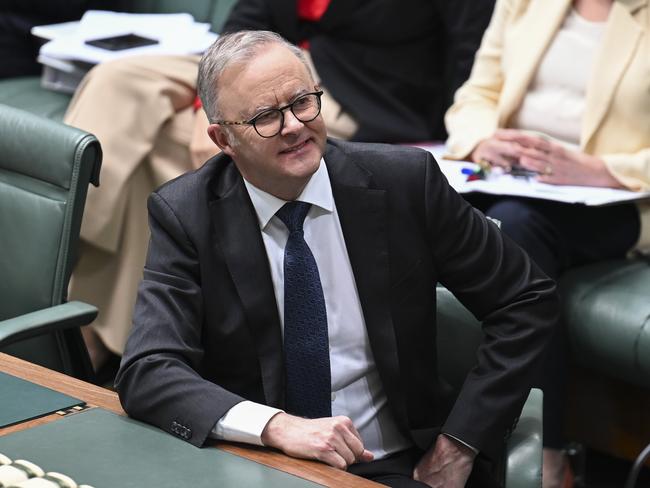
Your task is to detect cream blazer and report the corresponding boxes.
[445,0,650,249]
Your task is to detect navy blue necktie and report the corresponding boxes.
[276,201,331,418]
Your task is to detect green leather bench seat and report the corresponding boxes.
[0,77,71,121]
[438,255,650,391]
[561,259,650,389]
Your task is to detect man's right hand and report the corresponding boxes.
[261,413,374,470]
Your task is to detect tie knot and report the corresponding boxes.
[276,201,311,233]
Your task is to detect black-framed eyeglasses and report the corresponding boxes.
[216,91,323,138]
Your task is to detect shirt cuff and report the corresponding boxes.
[443,433,479,455]
[210,401,283,446]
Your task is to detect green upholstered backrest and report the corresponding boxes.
[0,78,72,121]
[436,286,483,390]
[0,104,101,375]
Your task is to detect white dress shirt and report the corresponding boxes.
[210,159,411,459]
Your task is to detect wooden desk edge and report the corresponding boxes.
[0,353,380,487]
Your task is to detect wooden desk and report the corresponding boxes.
[0,353,379,487]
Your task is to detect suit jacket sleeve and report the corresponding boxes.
[603,150,650,191]
[115,191,245,448]
[421,151,558,457]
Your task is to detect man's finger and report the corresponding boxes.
[338,424,372,462]
[319,448,349,470]
[327,434,357,467]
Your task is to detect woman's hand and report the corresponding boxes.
[472,129,623,188]
[470,129,526,169]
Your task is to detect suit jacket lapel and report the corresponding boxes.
[325,142,408,425]
[499,0,571,125]
[581,0,644,148]
[208,162,284,408]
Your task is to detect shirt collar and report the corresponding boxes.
[243,158,334,229]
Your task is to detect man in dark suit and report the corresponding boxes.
[116,30,557,487]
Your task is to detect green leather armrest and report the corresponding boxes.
[560,259,650,389]
[505,388,543,488]
[0,301,98,347]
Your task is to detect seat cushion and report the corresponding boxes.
[560,259,650,389]
[0,77,71,121]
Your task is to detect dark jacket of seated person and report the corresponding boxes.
[116,30,557,488]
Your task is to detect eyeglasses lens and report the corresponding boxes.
[254,94,321,138]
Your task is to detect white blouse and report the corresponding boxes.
[510,9,606,147]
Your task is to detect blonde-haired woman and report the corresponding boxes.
[445,0,649,486]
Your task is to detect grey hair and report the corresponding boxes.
[197,30,313,123]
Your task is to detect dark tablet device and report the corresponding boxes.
[85,33,159,51]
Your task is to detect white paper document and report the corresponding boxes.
[38,11,218,64]
[415,143,650,207]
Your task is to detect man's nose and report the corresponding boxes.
[281,110,304,135]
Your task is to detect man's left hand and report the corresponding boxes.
[413,434,476,488]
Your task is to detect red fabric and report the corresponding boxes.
[297,0,331,49]
[297,0,331,22]
[193,95,203,112]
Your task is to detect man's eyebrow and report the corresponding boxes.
[245,89,311,118]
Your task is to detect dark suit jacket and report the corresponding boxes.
[222,0,495,142]
[116,139,557,461]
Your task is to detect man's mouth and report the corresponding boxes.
[280,139,310,154]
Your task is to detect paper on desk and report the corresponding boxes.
[31,21,80,41]
[39,10,218,64]
[415,143,650,207]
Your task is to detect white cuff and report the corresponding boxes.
[210,401,283,446]
[443,433,479,455]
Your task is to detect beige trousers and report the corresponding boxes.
[66,53,357,355]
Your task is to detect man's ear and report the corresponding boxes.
[207,124,235,157]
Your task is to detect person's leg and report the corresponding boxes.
[486,199,640,279]
[348,448,501,487]
[69,162,154,360]
[65,55,200,370]
[348,449,429,488]
[484,198,640,487]
[65,54,199,253]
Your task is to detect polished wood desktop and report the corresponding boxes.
[0,352,380,487]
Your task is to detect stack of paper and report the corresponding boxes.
[413,143,650,206]
[33,10,218,93]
